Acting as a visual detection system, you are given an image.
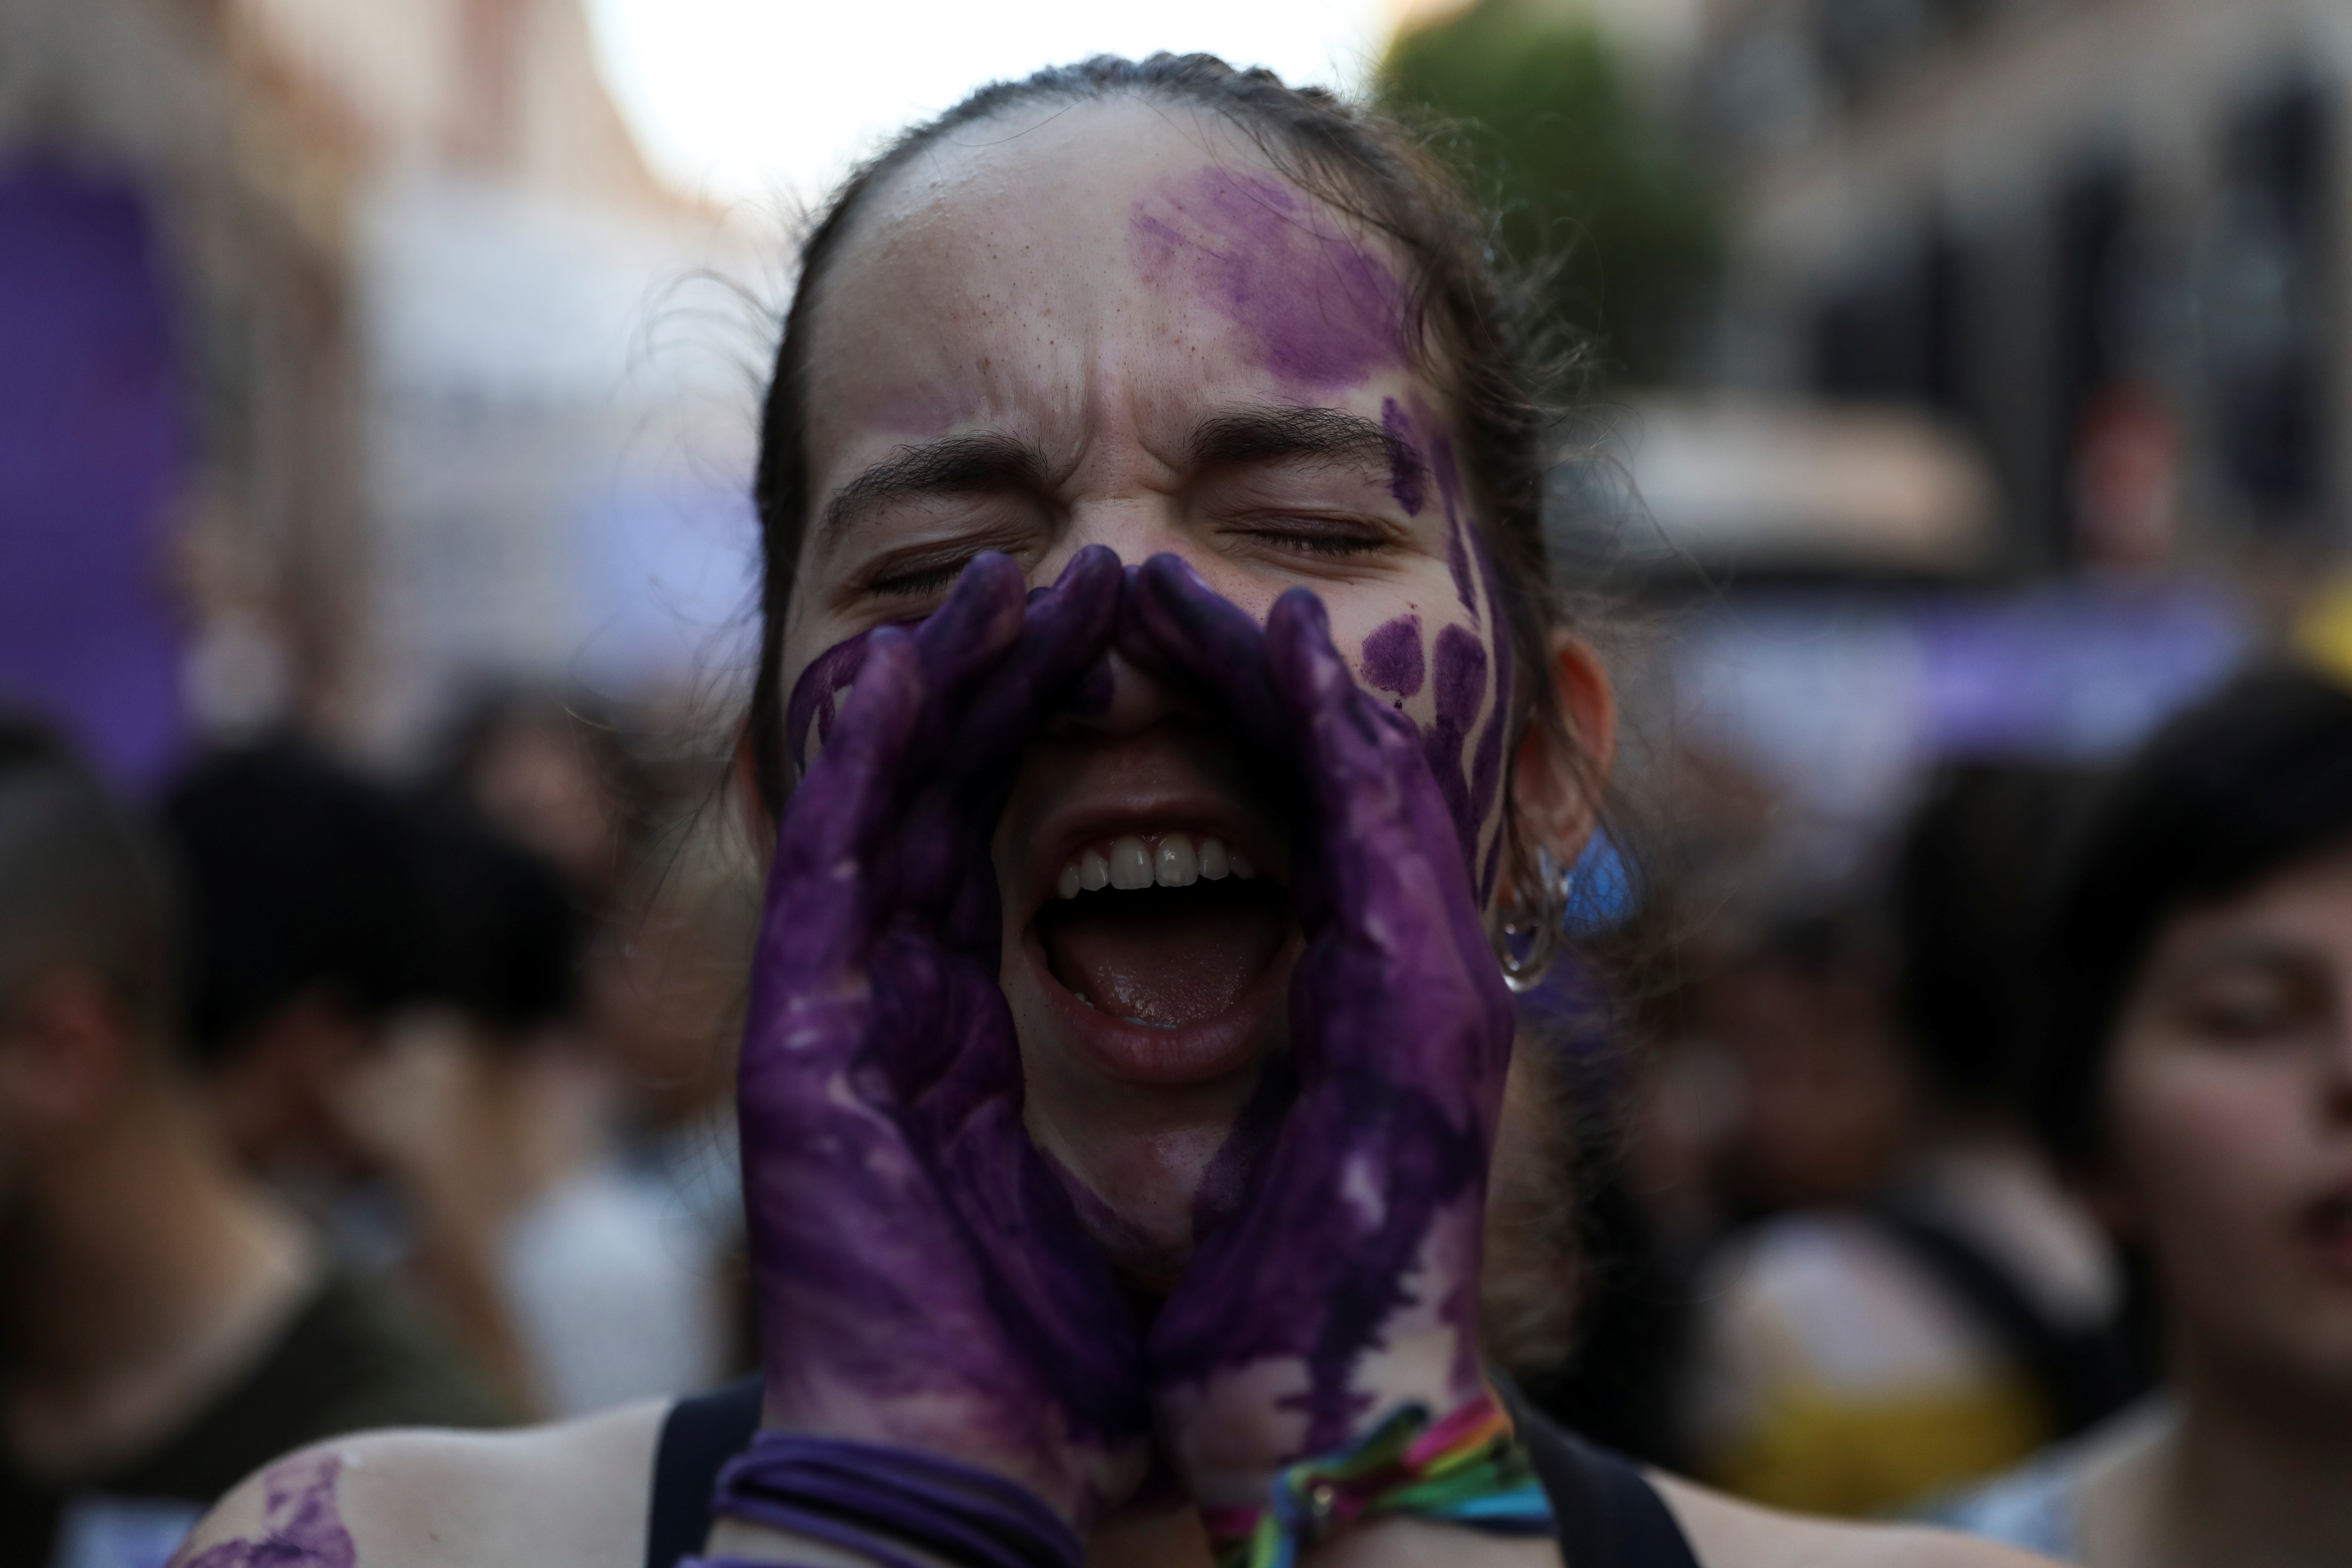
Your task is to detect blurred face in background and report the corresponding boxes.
[2105,844,2352,1398]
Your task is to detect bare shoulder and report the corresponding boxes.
[1654,1473,2065,1568]
[172,1398,670,1568]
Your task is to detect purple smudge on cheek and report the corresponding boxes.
[1380,398,1424,516]
[1358,614,1425,699]
[783,629,878,771]
[1429,429,1478,627]
[176,1455,354,1568]
[1423,625,1488,874]
[1127,171,1409,394]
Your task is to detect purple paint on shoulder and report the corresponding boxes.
[1380,398,1425,516]
[174,1455,353,1568]
[1127,171,1409,393]
[1358,614,1425,699]
[1423,625,1489,873]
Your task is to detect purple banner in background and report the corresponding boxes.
[0,163,188,788]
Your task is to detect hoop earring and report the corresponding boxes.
[1493,845,1573,993]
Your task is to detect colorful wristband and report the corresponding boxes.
[1202,1393,1557,1568]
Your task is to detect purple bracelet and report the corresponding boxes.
[678,1432,1085,1568]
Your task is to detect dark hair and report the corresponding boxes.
[0,711,180,1038]
[412,807,581,1038]
[162,741,435,1064]
[2037,667,2352,1169]
[1897,761,2101,1115]
[742,53,1562,823]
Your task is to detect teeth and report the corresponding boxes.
[1198,837,1230,880]
[1055,833,1258,896]
[1156,833,1199,887]
[1108,835,1153,890]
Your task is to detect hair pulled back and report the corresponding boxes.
[744,52,1559,816]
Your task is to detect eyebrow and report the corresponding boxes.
[1189,405,1422,490]
[818,431,1051,549]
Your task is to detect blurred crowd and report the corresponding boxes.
[0,693,762,1565]
[11,641,2352,1567]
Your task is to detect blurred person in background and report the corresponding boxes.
[440,689,648,917]
[1940,668,2352,1566]
[351,807,730,1417]
[1680,766,2139,1516]
[0,716,502,1568]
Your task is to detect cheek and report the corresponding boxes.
[2109,1043,2310,1259]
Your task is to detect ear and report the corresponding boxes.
[1509,630,1617,881]
[0,969,138,1134]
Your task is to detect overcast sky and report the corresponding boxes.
[582,0,1410,213]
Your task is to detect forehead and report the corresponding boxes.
[802,98,1416,451]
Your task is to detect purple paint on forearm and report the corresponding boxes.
[173,1455,353,1568]
[1358,614,1425,700]
[1380,397,1425,516]
[1128,171,1409,394]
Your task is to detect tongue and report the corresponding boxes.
[1042,882,1287,1029]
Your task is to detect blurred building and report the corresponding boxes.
[1694,0,2349,571]
[0,0,761,779]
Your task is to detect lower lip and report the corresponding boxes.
[1020,925,1297,1087]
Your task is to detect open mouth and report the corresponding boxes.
[1023,825,1298,1084]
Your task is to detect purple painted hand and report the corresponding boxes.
[741,546,1147,1528]
[1128,555,1517,1508]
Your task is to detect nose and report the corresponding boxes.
[1045,645,1203,741]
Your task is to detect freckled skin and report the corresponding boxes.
[170,1455,353,1568]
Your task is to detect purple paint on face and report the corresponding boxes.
[784,627,877,770]
[1380,398,1424,516]
[1127,562,1513,1461]
[174,1455,353,1568]
[1128,171,1409,393]
[1479,832,1505,908]
[1358,614,1425,699]
[1430,427,1479,628]
[1423,624,1489,882]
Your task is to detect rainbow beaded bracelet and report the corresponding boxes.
[1201,1393,1557,1568]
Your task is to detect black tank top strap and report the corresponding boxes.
[645,1375,762,1568]
[644,1375,1701,1568]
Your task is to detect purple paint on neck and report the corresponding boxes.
[1128,171,1409,393]
[175,1455,353,1568]
[1380,398,1425,516]
[1423,625,1489,873]
[1358,614,1425,699]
